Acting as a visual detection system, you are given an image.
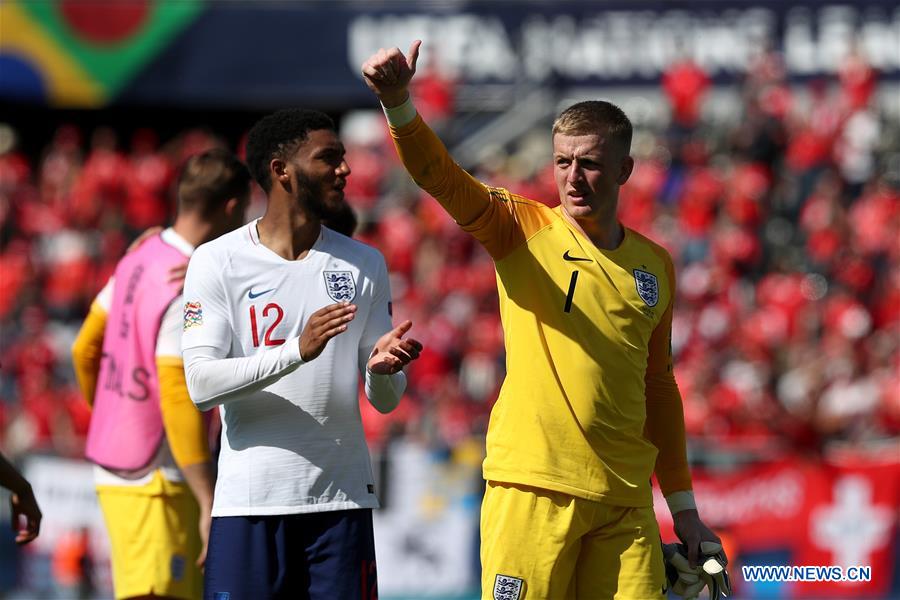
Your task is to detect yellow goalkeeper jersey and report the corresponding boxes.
[392,115,692,506]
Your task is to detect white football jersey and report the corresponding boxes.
[182,220,397,516]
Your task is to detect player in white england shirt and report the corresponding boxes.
[182,108,421,600]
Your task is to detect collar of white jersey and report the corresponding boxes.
[161,227,195,257]
[247,218,327,250]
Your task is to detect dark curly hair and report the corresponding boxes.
[246,108,335,193]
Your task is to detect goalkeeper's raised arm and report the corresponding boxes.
[362,41,526,261]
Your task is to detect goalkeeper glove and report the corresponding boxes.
[662,541,731,600]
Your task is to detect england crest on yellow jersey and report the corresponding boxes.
[633,269,659,307]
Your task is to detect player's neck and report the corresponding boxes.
[257,201,322,261]
[563,209,624,251]
[171,215,213,249]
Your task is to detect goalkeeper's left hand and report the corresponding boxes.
[670,509,731,598]
[663,541,731,600]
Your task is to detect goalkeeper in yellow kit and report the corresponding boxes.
[363,41,730,600]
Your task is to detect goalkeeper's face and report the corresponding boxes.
[552,132,633,222]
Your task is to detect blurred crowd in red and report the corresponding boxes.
[0,46,897,465]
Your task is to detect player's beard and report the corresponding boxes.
[294,170,343,221]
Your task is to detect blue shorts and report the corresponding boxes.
[204,509,377,600]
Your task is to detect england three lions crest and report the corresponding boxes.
[633,269,659,307]
[493,574,523,600]
[323,271,356,302]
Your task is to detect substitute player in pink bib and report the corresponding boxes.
[73,150,251,600]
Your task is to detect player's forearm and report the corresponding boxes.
[71,302,107,407]
[180,460,215,514]
[643,286,692,496]
[385,99,492,227]
[158,359,212,466]
[0,453,31,496]
[365,369,407,414]
[183,341,303,411]
[645,373,693,496]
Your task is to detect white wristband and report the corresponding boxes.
[665,490,697,515]
[382,97,417,128]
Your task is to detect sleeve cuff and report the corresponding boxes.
[665,490,697,515]
[382,97,417,128]
[364,368,406,412]
[365,367,404,387]
[283,337,304,365]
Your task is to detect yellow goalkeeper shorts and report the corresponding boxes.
[96,470,202,600]
[480,481,666,600]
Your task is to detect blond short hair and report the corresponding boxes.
[552,100,633,154]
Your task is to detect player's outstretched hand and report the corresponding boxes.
[299,302,357,362]
[367,320,422,375]
[10,485,42,545]
[361,40,422,108]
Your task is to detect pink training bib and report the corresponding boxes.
[85,234,185,471]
